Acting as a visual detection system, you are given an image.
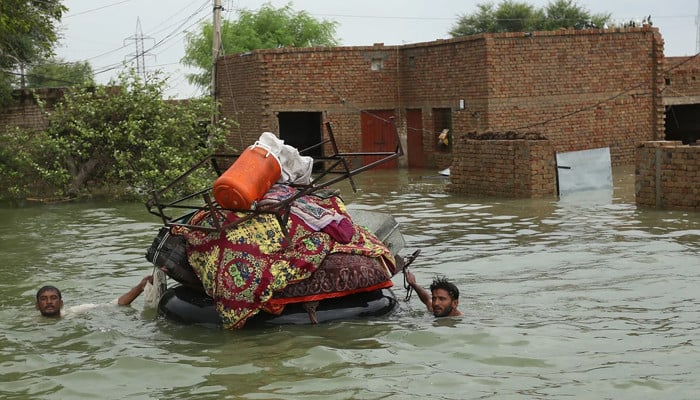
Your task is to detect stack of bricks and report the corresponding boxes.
[636,141,700,210]
[448,132,557,198]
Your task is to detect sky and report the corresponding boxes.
[56,0,699,99]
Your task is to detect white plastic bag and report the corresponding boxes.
[257,132,313,184]
[142,269,167,309]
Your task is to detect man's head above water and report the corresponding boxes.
[36,285,63,317]
[428,276,461,317]
[404,271,463,318]
[429,276,459,300]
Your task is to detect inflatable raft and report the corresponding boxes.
[158,274,398,328]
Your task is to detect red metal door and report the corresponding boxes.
[361,110,397,169]
[406,109,424,168]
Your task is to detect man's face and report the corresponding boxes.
[36,290,63,317]
[431,288,458,317]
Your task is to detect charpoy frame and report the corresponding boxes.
[145,121,403,236]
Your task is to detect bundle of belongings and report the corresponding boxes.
[162,133,398,329]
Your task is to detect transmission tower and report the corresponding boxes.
[124,17,155,78]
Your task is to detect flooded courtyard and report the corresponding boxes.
[1,166,698,399]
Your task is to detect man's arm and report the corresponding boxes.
[405,271,433,312]
[117,275,153,306]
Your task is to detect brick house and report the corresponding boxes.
[216,26,678,171]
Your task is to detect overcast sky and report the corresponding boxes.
[56,0,699,99]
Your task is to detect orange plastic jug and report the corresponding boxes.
[212,143,282,209]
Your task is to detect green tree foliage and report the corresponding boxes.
[182,2,338,90]
[542,0,609,30]
[450,0,610,37]
[0,0,67,107]
[0,70,231,202]
[26,58,95,88]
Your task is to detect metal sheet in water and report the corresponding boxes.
[556,147,612,195]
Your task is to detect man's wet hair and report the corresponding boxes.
[36,285,62,301]
[429,276,459,300]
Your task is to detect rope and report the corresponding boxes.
[400,249,421,301]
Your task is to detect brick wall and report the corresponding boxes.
[383,27,664,168]
[217,45,401,154]
[635,141,700,210]
[449,132,557,198]
[399,38,488,168]
[217,53,267,151]
[481,27,664,165]
[665,56,700,98]
[0,88,65,132]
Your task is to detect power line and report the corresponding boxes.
[63,0,132,18]
[64,1,209,81]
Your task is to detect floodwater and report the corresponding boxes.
[1,166,698,399]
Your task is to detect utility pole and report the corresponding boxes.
[211,0,223,127]
[212,0,222,99]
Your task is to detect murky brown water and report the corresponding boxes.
[1,166,698,399]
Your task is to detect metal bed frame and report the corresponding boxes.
[145,121,403,235]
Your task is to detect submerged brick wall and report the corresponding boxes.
[217,27,664,171]
[482,27,665,166]
[448,133,557,198]
[399,38,488,168]
[636,141,700,210]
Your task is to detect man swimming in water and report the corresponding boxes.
[35,275,153,317]
[405,271,463,317]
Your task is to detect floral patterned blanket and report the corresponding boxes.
[177,186,396,329]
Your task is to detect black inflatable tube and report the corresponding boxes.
[158,285,398,328]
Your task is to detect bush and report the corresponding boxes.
[0,70,232,202]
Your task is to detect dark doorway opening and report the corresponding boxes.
[665,104,700,144]
[277,112,324,158]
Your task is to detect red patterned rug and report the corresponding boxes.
[175,185,396,329]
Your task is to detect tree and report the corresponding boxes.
[542,0,608,30]
[450,0,610,37]
[0,0,67,106]
[26,58,95,88]
[182,2,338,91]
[0,70,231,202]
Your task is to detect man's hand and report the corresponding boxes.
[405,270,418,287]
[118,274,154,306]
[139,275,154,288]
